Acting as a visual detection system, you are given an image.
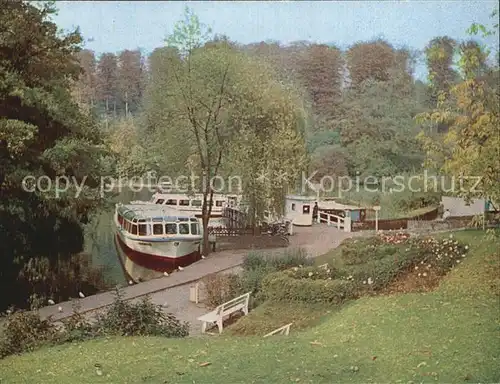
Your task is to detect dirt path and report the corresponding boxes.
[37,225,364,334]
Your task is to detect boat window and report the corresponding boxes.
[165,199,177,205]
[131,224,138,235]
[191,200,202,206]
[118,214,123,225]
[138,224,149,236]
[179,199,189,206]
[165,223,177,234]
[125,221,130,232]
[153,224,163,235]
[190,223,198,235]
[215,200,223,207]
[178,217,188,221]
[155,199,164,205]
[152,217,163,222]
[179,223,189,234]
[190,218,198,222]
[138,219,146,223]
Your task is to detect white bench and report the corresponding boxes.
[198,292,251,334]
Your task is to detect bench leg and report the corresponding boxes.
[201,321,207,333]
[242,306,248,316]
[216,319,223,334]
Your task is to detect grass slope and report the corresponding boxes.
[1,231,499,384]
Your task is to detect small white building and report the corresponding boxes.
[285,195,317,226]
[441,196,496,217]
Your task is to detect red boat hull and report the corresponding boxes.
[115,234,201,272]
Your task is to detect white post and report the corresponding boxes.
[373,206,381,232]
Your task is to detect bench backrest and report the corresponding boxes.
[215,292,251,317]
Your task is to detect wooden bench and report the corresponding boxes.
[198,292,251,334]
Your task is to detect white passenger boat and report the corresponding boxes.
[114,203,202,272]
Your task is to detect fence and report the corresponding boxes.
[318,210,351,232]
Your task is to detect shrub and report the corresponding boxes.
[242,248,312,273]
[285,265,339,280]
[94,288,189,337]
[202,273,243,309]
[260,272,356,304]
[340,236,398,265]
[0,288,189,359]
[0,311,57,358]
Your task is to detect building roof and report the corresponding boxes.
[286,195,317,201]
[318,200,362,211]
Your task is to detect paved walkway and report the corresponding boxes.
[37,225,364,333]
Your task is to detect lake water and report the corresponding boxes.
[84,189,226,285]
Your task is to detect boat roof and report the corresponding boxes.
[116,204,197,222]
[152,192,238,199]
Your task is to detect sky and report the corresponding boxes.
[52,1,498,80]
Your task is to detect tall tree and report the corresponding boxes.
[0,1,111,310]
[117,49,144,116]
[424,36,458,112]
[96,52,118,117]
[346,39,397,88]
[417,11,500,203]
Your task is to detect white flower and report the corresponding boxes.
[293,267,298,271]
[363,280,367,284]
[367,277,373,285]
[418,273,421,277]
[308,272,313,277]
[462,254,466,258]
[449,234,453,239]
[415,266,419,270]
[326,269,331,274]
[427,264,431,268]
[421,261,424,264]
[456,260,460,264]
[423,272,427,277]
[465,245,469,250]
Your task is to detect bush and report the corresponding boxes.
[202,273,243,309]
[0,311,57,358]
[242,248,312,272]
[0,288,188,359]
[260,272,356,304]
[285,265,339,280]
[94,288,189,337]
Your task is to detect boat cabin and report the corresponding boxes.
[149,193,228,210]
[116,204,201,237]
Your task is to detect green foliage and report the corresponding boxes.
[0,311,57,358]
[0,1,114,311]
[0,287,188,359]
[260,270,355,304]
[94,288,189,338]
[202,248,311,309]
[202,273,242,309]
[417,12,500,203]
[259,233,470,305]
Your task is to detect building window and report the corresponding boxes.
[191,200,202,207]
[179,199,190,206]
[303,205,310,214]
[165,199,177,205]
[153,224,163,235]
[291,203,296,211]
[215,200,223,207]
[165,223,177,234]
[155,199,164,205]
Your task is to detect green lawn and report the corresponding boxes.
[1,231,499,384]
